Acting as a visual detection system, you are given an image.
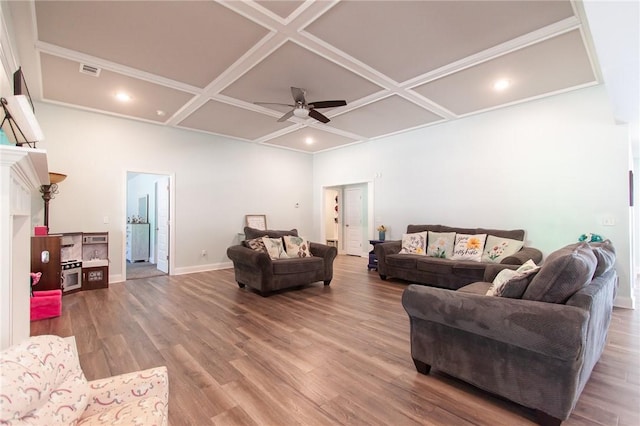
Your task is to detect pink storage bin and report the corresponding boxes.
[30,290,62,321]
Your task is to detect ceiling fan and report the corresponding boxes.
[254,87,346,123]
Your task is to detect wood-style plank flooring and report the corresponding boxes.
[31,255,640,425]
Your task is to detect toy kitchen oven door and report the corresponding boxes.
[60,233,83,292]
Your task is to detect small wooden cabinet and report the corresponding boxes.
[82,266,108,290]
[30,236,62,291]
[126,223,150,262]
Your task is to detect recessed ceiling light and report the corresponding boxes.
[115,92,132,102]
[156,110,166,117]
[493,79,511,91]
[305,137,314,145]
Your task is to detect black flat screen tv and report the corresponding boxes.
[13,66,34,113]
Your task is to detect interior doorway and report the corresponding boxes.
[126,172,170,280]
[322,181,373,257]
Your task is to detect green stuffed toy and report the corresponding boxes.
[579,233,604,243]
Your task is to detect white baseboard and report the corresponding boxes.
[173,261,233,276]
[109,273,125,284]
[614,295,635,309]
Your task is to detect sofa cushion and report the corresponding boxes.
[399,232,427,255]
[475,228,525,241]
[426,231,455,258]
[451,234,487,261]
[564,240,616,278]
[523,242,597,303]
[262,237,289,259]
[387,254,418,269]
[416,257,454,275]
[457,281,491,295]
[283,235,312,258]
[481,235,524,263]
[244,226,298,240]
[272,257,324,274]
[406,225,524,242]
[591,240,616,277]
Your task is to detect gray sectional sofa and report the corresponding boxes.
[402,241,618,425]
[375,224,543,290]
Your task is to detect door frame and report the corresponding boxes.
[124,170,176,279]
[321,180,374,256]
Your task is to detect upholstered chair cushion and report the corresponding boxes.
[244,226,298,240]
[523,242,596,303]
[0,335,89,424]
[80,366,169,425]
[589,240,616,277]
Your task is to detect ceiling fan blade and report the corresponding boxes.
[308,100,347,109]
[277,109,294,122]
[291,87,306,104]
[254,102,295,107]
[309,108,330,123]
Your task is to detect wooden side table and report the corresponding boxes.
[368,239,385,270]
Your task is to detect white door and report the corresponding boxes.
[344,187,363,256]
[156,177,170,273]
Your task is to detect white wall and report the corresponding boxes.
[313,85,635,308]
[34,103,314,281]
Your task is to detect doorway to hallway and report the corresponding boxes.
[322,181,373,257]
[126,172,171,280]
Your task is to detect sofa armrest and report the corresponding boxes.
[82,366,169,419]
[310,242,338,281]
[402,285,588,360]
[226,244,272,271]
[501,246,543,265]
[309,242,337,260]
[374,240,402,276]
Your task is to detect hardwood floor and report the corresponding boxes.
[31,255,639,425]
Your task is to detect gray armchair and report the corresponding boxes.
[227,227,337,296]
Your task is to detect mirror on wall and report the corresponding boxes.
[138,195,148,223]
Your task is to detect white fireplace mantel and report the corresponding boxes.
[0,145,49,349]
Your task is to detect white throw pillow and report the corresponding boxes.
[262,237,289,259]
[481,235,524,263]
[283,235,312,258]
[426,231,456,258]
[451,234,487,262]
[399,232,428,255]
[485,259,540,297]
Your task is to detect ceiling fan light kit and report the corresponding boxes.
[293,107,309,118]
[255,86,346,124]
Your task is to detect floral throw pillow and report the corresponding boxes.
[283,235,312,258]
[399,232,428,255]
[481,235,524,263]
[451,234,487,262]
[261,237,289,259]
[426,231,456,258]
[245,237,267,253]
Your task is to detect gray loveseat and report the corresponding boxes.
[402,241,618,425]
[375,224,543,290]
[227,227,337,296]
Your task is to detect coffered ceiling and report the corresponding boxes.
[9,0,601,153]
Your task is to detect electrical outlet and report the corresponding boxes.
[201,250,207,256]
[602,216,616,226]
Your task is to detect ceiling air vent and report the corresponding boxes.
[79,64,101,77]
